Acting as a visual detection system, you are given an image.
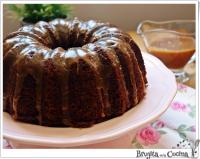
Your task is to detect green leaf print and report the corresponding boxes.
[177,124,187,131]
[179,132,187,139]
[187,104,195,118]
[175,124,195,139]
[132,138,144,149]
[186,126,195,131]
[158,130,167,134]
[135,142,144,149]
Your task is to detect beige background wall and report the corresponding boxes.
[3,4,195,38]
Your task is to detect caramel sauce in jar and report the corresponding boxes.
[147,36,195,69]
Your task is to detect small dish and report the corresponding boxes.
[3,53,177,148]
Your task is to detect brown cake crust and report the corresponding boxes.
[3,18,147,127]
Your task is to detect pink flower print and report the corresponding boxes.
[3,140,12,149]
[154,120,165,129]
[190,126,196,132]
[136,125,161,146]
[177,83,187,91]
[171,102,191,112]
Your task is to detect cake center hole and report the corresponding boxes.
[53,39,86,50]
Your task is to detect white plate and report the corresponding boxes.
[3,53,177,148]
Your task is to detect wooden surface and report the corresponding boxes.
[128,31,196,88]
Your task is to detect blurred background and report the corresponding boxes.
[3,4,195,38]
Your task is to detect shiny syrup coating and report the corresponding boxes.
[3,18,147,127]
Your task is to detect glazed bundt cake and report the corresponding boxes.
[3,18,147,127]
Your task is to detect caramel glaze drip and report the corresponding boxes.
[92,44,129,117]
[95,37,139,107]
[3,36,43,116]
[89,27,147,84]
[3,18,147,127]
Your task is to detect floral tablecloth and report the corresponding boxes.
[3,83,196,149]
[132,83,196,149]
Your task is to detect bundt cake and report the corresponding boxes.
[3,18,147,127]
